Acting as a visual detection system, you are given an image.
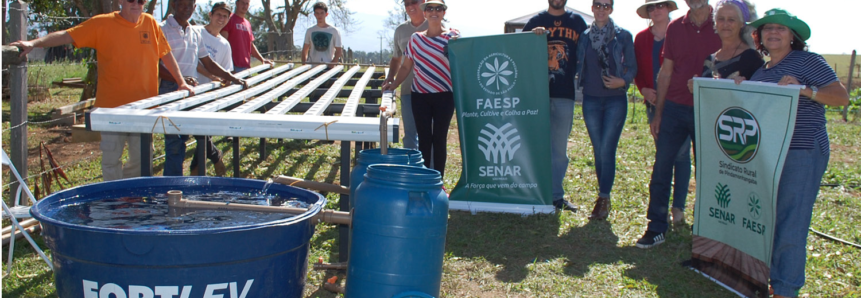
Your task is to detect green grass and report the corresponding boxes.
[3,78,860,297]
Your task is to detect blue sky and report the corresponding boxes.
[238,0,856,54]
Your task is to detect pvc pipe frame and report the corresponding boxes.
[166,190,351,225]
[272,176,350,195]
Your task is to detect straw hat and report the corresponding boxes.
[636,0,678,19]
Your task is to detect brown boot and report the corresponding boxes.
[588,197,611,220]
[213,159,227,177]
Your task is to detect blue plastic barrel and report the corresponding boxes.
[346,164,448,298]
[30,177,324,298]
[349,148,424,208]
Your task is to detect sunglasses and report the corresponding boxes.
[424,5,445,12]
[126,0,146,4]
[646,3,668,12]
[592,2,612,10]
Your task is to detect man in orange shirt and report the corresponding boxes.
[12,0,193,181]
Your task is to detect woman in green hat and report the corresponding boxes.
[747,8,849,298]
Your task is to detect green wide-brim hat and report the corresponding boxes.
[748,8,811,41]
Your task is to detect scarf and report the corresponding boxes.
[589,18,616,77]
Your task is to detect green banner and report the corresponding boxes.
[447,33,553,214]
[693,79,799,268]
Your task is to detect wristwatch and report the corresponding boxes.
[809,85,818,101]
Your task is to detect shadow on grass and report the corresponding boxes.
[446,211,702,297]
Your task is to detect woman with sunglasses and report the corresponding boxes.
[745,9,849,298]
[384,0,459,179]
[575,0,637,220]
[686,0,762,91]
[634,0,693,224]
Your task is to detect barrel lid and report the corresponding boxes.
[366,164,442,185]
[358,148,424,165]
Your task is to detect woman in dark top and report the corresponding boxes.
[688,0,763,92]
[747,9,849,298]
[633,0,691,224]
[575,0,637,221]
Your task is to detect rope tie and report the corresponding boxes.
[314,120,339,140]
[151,115,181,134]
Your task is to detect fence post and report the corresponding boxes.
[8,0,28,189]
[845,50,856,122]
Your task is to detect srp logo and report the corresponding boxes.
[715,107,760,163]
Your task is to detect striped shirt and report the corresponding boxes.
[750,50,839,155]
[405,29,459,94]
[161,15,209,79]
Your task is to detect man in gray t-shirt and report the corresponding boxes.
[381,0,428,150]
[302,2,343,65]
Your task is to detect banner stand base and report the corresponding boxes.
[692,236,770,298]
[449,201,555,215]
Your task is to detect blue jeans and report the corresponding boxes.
[647,101,695,233]
[771,142,829,297]
[159,80,187,176]
[549,97,575,200]
[233,66,249,73]
[647,104,692,210]
[582,94,627,198]
[400,94,418,150]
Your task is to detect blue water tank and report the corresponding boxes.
[346,165,448,298]
[30,177,324,298]
[349,148,424,208]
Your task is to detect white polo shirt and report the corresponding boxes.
[160,15,209,79]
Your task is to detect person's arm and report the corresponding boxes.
[383,57,415,91]
[220,30,229,39]
[160,52,195,95]
[301,43,311,63]
[10,31,74,57]
[250,43,273,65]
[197,62,221,83]
[200,56,246,87]
[807,81,850,106]
[332,47,343,65]
[651,58,674,140]
[777,77,850,107]
[158,63,178,83]
[382,56,402,90]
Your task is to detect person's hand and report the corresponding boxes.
[650,116,661,140]
[641,88,657,105]
[183,76,199,87]
[777,75,801,86]
[231,77,248,89]
[9,40,35,57]
[263,59,275,66]
[531,27,546,35]
[687,75,700,94]
[381,79,394,91]
[177,82,196,96]
[383,81,397,91]
[729,74,746,85]
[602,76,625,89]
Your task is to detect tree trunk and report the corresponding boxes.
[145,0,157,14]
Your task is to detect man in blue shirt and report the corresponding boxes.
[523,0,588,212]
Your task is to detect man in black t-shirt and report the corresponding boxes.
[523,0,587,212]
